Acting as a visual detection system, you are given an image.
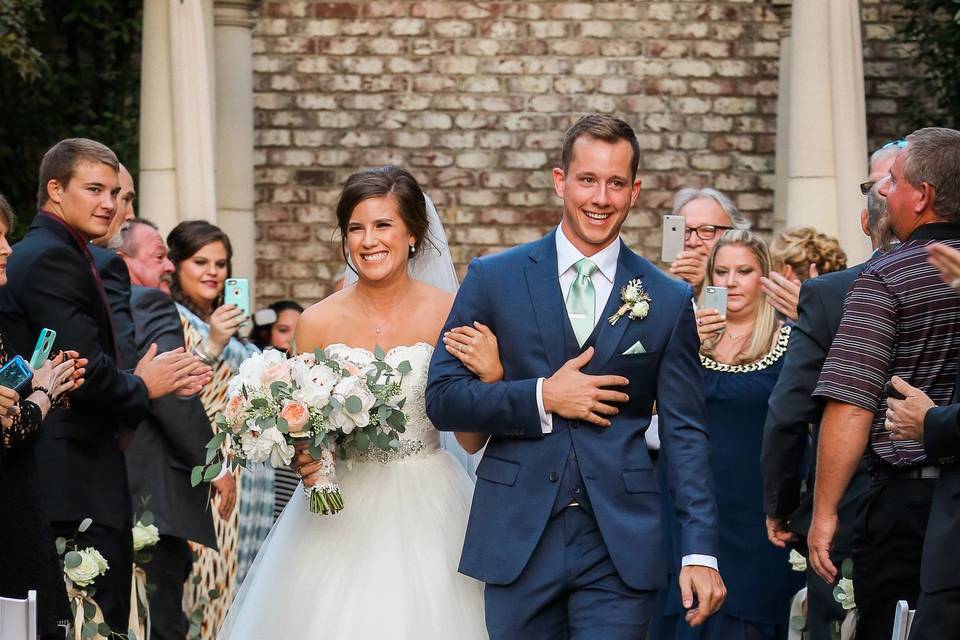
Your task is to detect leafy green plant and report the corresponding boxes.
[901,1,960,128]
[0,0,142,238]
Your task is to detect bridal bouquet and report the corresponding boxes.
[191,347,411,514]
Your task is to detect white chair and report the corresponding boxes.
[0,590,37,640]
[891,599,916,640]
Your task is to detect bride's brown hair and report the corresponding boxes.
[335,166,430,274]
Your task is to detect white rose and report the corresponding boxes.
[788,549,807,572]
[293,363,339,408]
[65,548,109,588]
[330,376,376,434]
[631,300,650,319]
[132,521,160,552]
[834,577,856,611]
[236,349,284,386]
[241,427,294,467]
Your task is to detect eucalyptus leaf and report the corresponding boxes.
[345,395,362,414]
[138,552,153,564]
[397,397,406,409]
[98,622,111,637]
[355,432,369,451]
[397,360,412,375]
[841,558,854,580]
[208,431,226,450]
[388,438,400,449]
[374,344,386,360]
[276,417,289,434]
[78,517,93,533]
[65,550,82,569]
[256,415,276,430]
[128,629,139,640]
[203,463,223,482]
[190,467,204,487]
[81,621,98,639]
[378,405,391,421]
[251,398,268,409]
[214,413,227,426]
[55,537,66,556]
[205,447,219,464]
[141,511,154,526]
[82,599,96,619]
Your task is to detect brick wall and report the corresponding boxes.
[252,0,915,306]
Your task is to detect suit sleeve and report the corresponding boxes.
[426,258,543,438]
[133,288,210,468]
[18,245,148,418]
[656,286,719,558]
[98,252,139,370]
[924,404,960,464]
[761,280,831,518]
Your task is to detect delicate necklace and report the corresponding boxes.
[723,329,749,341]
[356,285,414,335]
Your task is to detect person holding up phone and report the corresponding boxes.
[166,220,272,636]
[652,230,801,640]
[667,188,750,296]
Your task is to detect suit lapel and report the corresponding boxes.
[524,231,569,372]
[588,244,644,373]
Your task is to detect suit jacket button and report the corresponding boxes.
[548,471,559,482]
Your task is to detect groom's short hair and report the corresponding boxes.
[560,114,640,181]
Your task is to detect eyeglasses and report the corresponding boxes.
[860,180,876,195]
[685,225,733,241]
[860,140,907,194]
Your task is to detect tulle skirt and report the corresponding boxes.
[218,449,487,639]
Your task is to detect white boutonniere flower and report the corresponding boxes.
[608,278,652,326]
[788,549,807,572]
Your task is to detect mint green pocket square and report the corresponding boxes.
[622,340,646,355]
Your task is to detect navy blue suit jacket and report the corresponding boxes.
[426,230,718,590]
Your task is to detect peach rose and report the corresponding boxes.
[341,361,363,378]
[279,400,310,433]
[225,395,247,422]
[260,362,291,386]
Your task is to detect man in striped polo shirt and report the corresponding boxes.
[808,127,960,639]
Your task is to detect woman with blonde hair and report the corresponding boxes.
[654,230,801,640]
[763,227,848,320]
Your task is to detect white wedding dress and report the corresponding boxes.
[219,342,487,639]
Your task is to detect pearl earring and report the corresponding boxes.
[410,245,416,254]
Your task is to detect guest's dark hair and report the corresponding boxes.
[252,300,305,351]
[0,194,15,229]
[167,220,234,320]
[560,114,640,181]
[335,166,429,272]
[37,138,119,209]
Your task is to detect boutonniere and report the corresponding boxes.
[608,278,652,326]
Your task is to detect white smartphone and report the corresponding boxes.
[703,286,728,318]
[661,214,685,263]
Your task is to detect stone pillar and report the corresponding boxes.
[139,0,179,235]
[213,0,258,302]
[783,0,870,264]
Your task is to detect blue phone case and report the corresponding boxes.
[224,278,250,319]
[29,328,56,370]
[0,355,33,392]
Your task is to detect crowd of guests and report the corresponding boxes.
[2,124,960,640]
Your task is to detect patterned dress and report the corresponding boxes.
[178,305,274,636]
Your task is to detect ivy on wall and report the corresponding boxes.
[0,0,142,236]
[902,0,960,129]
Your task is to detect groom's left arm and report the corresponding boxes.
[426,258,544,438]
[656,291,720,561]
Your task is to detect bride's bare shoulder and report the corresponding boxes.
[411,280,455,316]
[296,287,357,352]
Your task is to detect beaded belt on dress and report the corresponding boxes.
[354,440,428,464]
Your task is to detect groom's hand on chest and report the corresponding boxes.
[541,347,629,428]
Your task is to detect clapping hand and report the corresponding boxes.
[33,350,86,400]
[759,265,816,322]
[444,321,503,383]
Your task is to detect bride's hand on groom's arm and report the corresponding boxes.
[679,565,726,627]
[541,348,629,428]
[444,322,504,383]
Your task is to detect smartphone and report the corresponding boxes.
[703,286,728,318]
[224,278,250,321]
[661,214,686,263]
[0,355,33,393]
[29,328,56,370]
[884,380,907,401]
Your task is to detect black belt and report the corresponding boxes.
[872,464,940,480]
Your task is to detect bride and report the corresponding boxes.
[219,166,488,638]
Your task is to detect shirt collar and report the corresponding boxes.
[555,224,620,283]
[906,222,960,242]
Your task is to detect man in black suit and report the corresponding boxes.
[760,146,897,639]
[116,218,235,639]
[884,240,960,639]
[0,138,207,632]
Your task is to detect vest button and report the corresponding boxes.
[548,471,559,482]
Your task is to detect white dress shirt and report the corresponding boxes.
[534,225,718,572]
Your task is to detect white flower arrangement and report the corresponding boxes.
[193,347,411,515]
[788,549,807,572]
[132,521,160,552]
[64,547,109,588]
[608,278,652,326]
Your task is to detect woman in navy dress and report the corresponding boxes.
[654,229,803,640]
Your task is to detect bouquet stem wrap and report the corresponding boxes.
[302,449,343,515]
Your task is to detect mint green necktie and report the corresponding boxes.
[566,258,598,346]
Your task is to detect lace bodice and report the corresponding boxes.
[324,342,439,464]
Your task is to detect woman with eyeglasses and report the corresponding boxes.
[667,187,752,296]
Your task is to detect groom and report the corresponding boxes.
[426,114,724,638]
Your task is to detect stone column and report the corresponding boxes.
[783,0,870,264]
[139,0,179,234]
[213,0,258,301]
